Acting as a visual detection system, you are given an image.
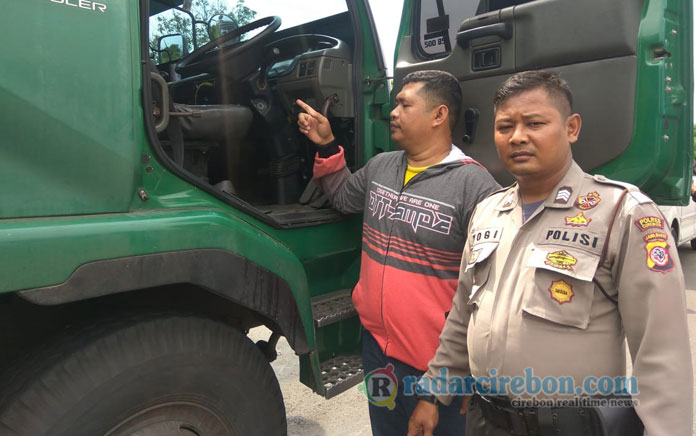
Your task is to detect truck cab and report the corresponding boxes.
[0,0,691,435]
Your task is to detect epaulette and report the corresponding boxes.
[592,174,652,205]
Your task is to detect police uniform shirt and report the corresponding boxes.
[425,162,693,436]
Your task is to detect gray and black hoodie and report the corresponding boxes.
[314,145,499,370]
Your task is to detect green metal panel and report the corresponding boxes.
[0,0,142,218]
[593,0,693,205]
[0,0,368,358]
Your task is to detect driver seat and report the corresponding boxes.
[149,61,252,193]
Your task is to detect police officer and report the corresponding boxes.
[407,71,693,436]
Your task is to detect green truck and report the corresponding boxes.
[0,0,691,434]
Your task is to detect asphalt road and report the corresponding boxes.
[251,246,696,436]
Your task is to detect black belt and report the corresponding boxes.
[473,393,603,436]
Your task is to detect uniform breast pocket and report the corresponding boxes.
[522,247,600,329]
[466,241,499,305]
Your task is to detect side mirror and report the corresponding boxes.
[208,14,239,44]
[157,34,188,64]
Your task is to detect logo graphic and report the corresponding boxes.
[643,233,674,273]
[545,250,578,271]
[634,216,664,232]
[576,192,601,210]
[565,212,591,227]
[549,280,574,304]
[358,364,398,409]
[555,186,573,204]
[368,185,454,235]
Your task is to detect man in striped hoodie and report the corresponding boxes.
[297,70,499,436]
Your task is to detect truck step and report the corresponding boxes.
[320,353,364,399]
[312,289,357,327]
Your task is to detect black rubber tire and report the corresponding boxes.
[690,238,696,250]
[671,225,679,244]
[0,313,286,436]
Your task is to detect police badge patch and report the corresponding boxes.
[643,233,674,273]
[575,192,601,210]
[565,212,591,227]
[549,280,574,304]
[544,250,577,270]
[634,216,664,232]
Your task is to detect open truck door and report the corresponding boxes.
[394,0,693,204]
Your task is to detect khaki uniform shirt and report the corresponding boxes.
[426,162,693,436]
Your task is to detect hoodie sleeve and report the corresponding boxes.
[456,164,501,232]
[313,146,369,214]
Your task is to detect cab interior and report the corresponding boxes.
[145,0,359,226]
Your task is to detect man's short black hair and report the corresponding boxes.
[494,70,574,116]
[402,70,462,132]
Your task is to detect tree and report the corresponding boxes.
[160,44,182,64]
[150,0,256,57]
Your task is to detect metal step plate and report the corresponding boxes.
[312,289,357,327]
[320,353,364,399]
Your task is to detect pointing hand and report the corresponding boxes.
[296,99,335,146]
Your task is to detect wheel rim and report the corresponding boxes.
[104,401,235,436]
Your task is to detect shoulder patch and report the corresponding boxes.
[634,216,664,231]
[643,232,674,273]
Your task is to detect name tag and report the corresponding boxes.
[471,227,503,244]
[466,227,503,271]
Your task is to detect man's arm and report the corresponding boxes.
[297,99,368,214]
[612,199,693,436]
[407,220,478,435]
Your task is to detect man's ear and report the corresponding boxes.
[432,105,449,128]
[566,113,582,144]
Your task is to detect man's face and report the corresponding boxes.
[494,88,579,180]
[389,82,435,150]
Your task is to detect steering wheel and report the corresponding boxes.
[177,16,281,78]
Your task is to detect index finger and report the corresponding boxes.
[296,99,319,116]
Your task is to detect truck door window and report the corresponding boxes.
[417,0,536,58]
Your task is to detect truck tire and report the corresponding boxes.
[0,313,287,436]
[691,238,696,250]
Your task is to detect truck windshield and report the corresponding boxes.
[149,0,348,60]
